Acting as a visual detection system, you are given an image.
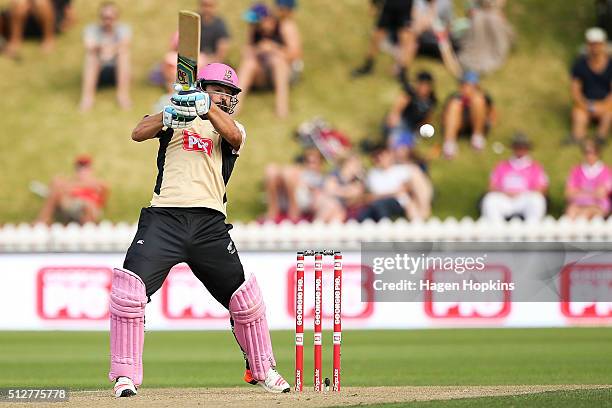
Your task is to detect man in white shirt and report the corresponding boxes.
[358,147,432,221]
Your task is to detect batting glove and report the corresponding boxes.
[171,88,211,118]
[162,105,195,129]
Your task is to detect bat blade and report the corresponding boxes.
[177,10,201,90]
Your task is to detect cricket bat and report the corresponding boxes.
[176,10,201,91]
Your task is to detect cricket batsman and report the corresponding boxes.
[108,63,290,397]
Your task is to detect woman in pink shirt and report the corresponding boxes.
[565,140,612,219]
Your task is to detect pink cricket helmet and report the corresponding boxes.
[197,63,241,95]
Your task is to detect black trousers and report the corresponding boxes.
[123,207,245,309]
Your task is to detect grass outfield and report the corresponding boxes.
[0,0,603,223]
[359,389,612,408]
[0,327,611,390]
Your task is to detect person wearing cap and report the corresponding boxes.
[35,155,108,225]
[570,27,612,145]
[565,139,612,219]
[481,133,548,222]
[386,70,437,150]
[236,2,301,117]
[441,70,495,158]
[109,63,291,397]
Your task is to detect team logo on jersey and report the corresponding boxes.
[183,130,213,156]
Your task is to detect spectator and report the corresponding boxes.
[35,155,108,225]
[570,27,612,145]
[0,0,71,58]
[150,0,230,108]
[358,147,432,222]
[481,133,548,222]
[195,0,230,66]
[386,70,437,151]
[313,154,366,223]
[237,3,301,117]
[155,0,230,83]
[352,0,414,82]
[390,135,429,175]
[79,1,131,111]
[274,0,303,81]
[442,71,495,159]
[565,139,612,219]
[458,0,514,75]
[409,0,462,78]
[264,147,325,222]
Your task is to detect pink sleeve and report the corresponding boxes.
[490,163,504,190]
[566,166,580,190]
[534,164,549,189]
[604,167,612,192]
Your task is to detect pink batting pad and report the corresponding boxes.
[108,268,147,386]
[229,275,276,381]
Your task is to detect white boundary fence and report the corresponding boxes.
[1,216,612,252]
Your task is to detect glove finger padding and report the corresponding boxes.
[163,105,195,129]
[171,89,211,118]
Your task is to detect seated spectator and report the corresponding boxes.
[149,0,231,89]
[442,71,495,158]
[352,0,414,82]
[481,133,548,222]
[570,27,612,145]
[391,136,430,174]
[358,147,432,222]
[409,0,462,78]
[196,0,230,66]
[1,0,56,58]
[565,139,612,219]
[385,70,437,150]
[313,154,366,223]
[264,147,325,222]
[237,3,301,117]
[274,0,303,81]
[79,1,131,111]
[458,0,514,75]
[35,155,108,225]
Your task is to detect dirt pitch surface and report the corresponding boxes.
[24,384,611,408]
